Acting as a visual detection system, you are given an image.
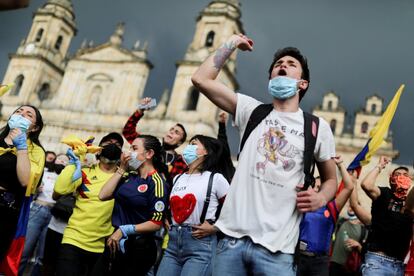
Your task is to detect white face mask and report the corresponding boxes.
[128,151,144,171]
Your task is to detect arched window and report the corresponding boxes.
[361,121,369,134]
[186,88,199,110]
[371,104,377,113]
[11,75,24,96]
[89,85,102,110]
[37,83,50,101]
[54,35,63,51]
[330,119,337,134]
[327,100,333,110]
[205,31,215,47]
[35,28,44,42]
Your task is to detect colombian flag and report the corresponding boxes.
[0,196,33,276]
[0,141,45,276]
[348,84,404,172]
[336,85,404,194]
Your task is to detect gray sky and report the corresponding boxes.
[0,0,413,165]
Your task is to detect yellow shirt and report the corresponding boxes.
[54,164,114,253]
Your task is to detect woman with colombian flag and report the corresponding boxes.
[0,105,45,275]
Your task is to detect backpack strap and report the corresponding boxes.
[303,112,319,190]
[172,174,183,186]
[199,172,215,224]
[238,104,274,158]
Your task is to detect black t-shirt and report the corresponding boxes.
[367,187,413,260]
[0,137,25,203]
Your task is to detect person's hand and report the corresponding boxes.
[218,111,228,124]
[192,221,217,238]
[377,156,390,170]
[137,97,152,112]
[345,238,362,251]
[227,34,254,52]
[296,184,327,212]
[11,129,27,150]
[66,148,82,182]
[107,229,123,258]
[333,155,344,167]
[120,152,131,171]
[164,218,170,230]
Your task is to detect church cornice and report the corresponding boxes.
[33,10,77,35]
[196,12,245,34]
[74,43,153,69]
[9,53,65,75]
[176,59,239,90]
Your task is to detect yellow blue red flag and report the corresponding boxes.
[348,84,405,172]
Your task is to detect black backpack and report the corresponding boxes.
[239,103,319,190]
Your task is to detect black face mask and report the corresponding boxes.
[100,144,122,162]
[54,164,65,174]
[45,161,55,171]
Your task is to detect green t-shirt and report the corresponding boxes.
[331,219,364,265]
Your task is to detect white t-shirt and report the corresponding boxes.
[170,171,229,225]
[48,215,68,234]
[36,169,58,203]
[215,94,336,254]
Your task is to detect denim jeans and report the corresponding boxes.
[19,202,52,275]
[361,251,404,276]
[213,235,295,276]
[157,225,217,276]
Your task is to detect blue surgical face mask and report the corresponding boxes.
[268,76,300,100]
[8,114,32,132]
[128,151,144,171]
[182,144,198,165]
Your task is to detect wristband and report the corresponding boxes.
[116,168,125,176]
[119,224,136,238]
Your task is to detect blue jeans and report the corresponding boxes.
[19,202,52,275]
[157,225,217,276]
[213,235,295,276]
[361,251,404,276]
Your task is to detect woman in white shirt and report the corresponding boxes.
[156,135,231,276]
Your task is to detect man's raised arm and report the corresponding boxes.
[191,34,253,116]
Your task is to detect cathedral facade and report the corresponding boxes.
[1,0,403,208]
[0,0,242,152]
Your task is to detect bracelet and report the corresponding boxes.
[116,168,125,176]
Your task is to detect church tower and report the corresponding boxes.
[313,91,346,136]
[164,0,244,137]
[1,0,76,111]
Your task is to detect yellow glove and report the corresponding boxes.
[0,83,14,97]
[61,134,101,162]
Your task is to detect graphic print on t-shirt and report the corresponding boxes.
[170,193,197,224]
[256,120,302,175]
[78,171,91,198]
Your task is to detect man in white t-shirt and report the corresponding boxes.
[191,34,337,275]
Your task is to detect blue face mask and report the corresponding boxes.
[128,151,144,171]
[268,76,300,100]
[182,144,198,165]
[8,114,32,133]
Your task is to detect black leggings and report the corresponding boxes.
[105,235,157,276]
[42,228,64,276]
[0,204,19,261]
[56,243,105,276]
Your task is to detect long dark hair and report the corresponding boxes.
[190,134,230,176]
[0,105,44,148]
[138,134,169,180]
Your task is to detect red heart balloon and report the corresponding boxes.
[170,194,197,224]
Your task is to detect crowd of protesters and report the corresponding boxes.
[1,34,413,276]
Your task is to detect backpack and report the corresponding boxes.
[239,103,320,190]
